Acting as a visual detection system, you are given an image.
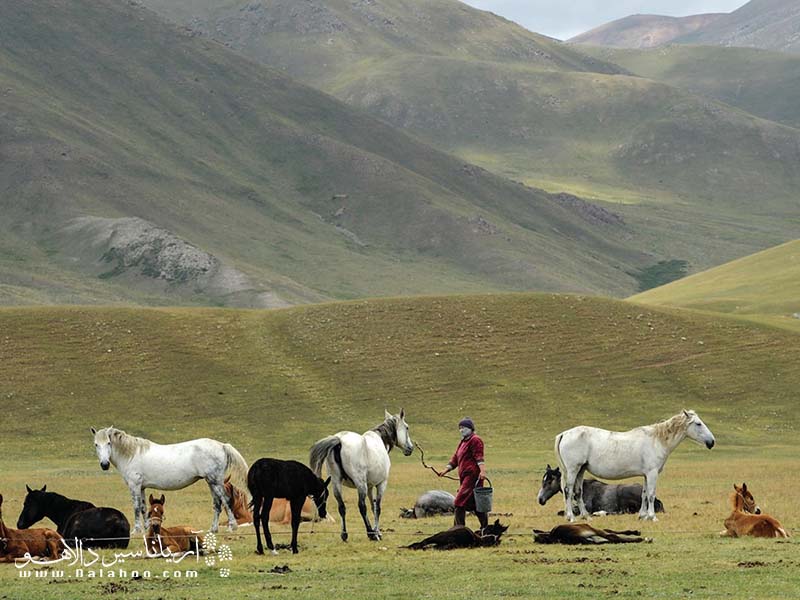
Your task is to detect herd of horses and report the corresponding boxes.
[0,409,790,563]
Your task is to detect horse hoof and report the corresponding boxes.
[271,549,279,556]
[341,533,348,542]
[255,548,264,555]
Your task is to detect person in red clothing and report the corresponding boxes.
[438,417,489,529]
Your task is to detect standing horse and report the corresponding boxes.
[0,494,62,563]
[247,458,330,555]
[16,485,130,549]
[91,427,248,533]
[310,409,414,541]
[555,410,715,521]
[222,477,329,526]
[721,483,789,538]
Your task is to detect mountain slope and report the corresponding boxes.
[137,0,800,279]
[676,0,800,54]
[581,45,800,129]
[630,240,800,328]
[569,13,724,48]
[0,0,655,305]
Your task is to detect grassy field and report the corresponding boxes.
[1,294,798,597]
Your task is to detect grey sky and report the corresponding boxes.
[461,1,748,40]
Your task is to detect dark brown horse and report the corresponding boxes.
[247,458,330,555]
[721,483,789,538]
[406,519,508,550]
[223,477,325,526]
[533,523,648,544]
[0,494,62,563]
[145,495,204,555]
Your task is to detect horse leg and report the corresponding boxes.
[644,471,659,521]
[206,480,224,533]
[638,480,649,520]
[356,484,377,540]
[289,496,304,554]
[333,481,348,542]
[372,481,387,540]
[574,465,590,520]
[562,467,578,522]
[140,489,149,530]
[128,485,143,534]
[252,493,264,555]
[261,497,277,555]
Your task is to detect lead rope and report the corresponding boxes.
[415,441,458,480]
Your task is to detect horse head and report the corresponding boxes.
[148,494,167,534]
[733,483,761,514]
[312,476,331,520]
[537,464,562,506]
[683,410,715,449]
[16,484,48,529]
[385,409,414,456]
[91,427,113,470]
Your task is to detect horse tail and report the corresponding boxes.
[222,443,249,495]
[554,432,566,471]
[309,435,341,478]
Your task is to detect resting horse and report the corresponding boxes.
[0,494,62,563]
[406,520,508,550]
[556,410,714,521]
[146,495,204,555]
[721,483,789,539]
[400,490,455,519]
[17,485,130,549]
[533,524,648,545]
[310,409,414,542]
[537,465,664,516]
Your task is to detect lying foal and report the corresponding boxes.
[533,523,648,544]
[721,483,789,539]
[0,493,62,562]
[146,495,204,555]
[406,520,508,550]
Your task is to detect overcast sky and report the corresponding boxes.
[461,1,748,40]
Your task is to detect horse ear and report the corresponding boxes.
[733,483,741,492]
[546,464,551,470]
[90,427,96,435]
[160,494,166,504]
[400,408,405,420]
[224,475,231,484]
[149,494,155,504]
[41,485,46,492]
[742,483,748,493]
[683,409,690,418]
[26,484,32,493]
[384,409,392,420]
[324,476,331,487]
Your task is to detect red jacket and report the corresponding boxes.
[448,434,485,508]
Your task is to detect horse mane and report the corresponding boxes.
[651,412,691,446]
[108,427,152,458]
[372,416,397,451]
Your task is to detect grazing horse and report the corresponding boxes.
[721,483,789,538]
[533,524,648,545]
[310,409,414,542]
[91,426,248,533]
[0,494,62,563]
[400,490,455,519]
[406,520,508,550]
[145,495,204,555]
[16,485,130,549]
[222,478,330,526]
[247,458,330,555]
[556,410,715,521]
[537,465,664,516]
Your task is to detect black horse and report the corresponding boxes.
[533,524,648,545]
[537,465,664,516]
[406,520,509,550]
[247,458,330,555]
[17,485,130,549]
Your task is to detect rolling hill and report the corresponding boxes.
[630,239,800,330]
[581,44,800,129]
[137,0,800,280]
[569,13,724,49]
[0,0,659,306]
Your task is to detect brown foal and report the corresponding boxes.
[721,483,789,538]
[0,493,62,562]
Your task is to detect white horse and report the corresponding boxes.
[555,410,715,522]
[309,409,413,541]
[91,427,248,533]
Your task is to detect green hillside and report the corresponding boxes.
[630,239,800,330]
[0,0,656,306]
[582,44,800,129]
[2,294,798,458]
[138,0,800,278]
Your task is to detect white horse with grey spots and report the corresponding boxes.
[91,427,248,533]
[555,410,715,522]
[309,410,413,542]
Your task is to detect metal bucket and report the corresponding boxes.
[473,477,493,513]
